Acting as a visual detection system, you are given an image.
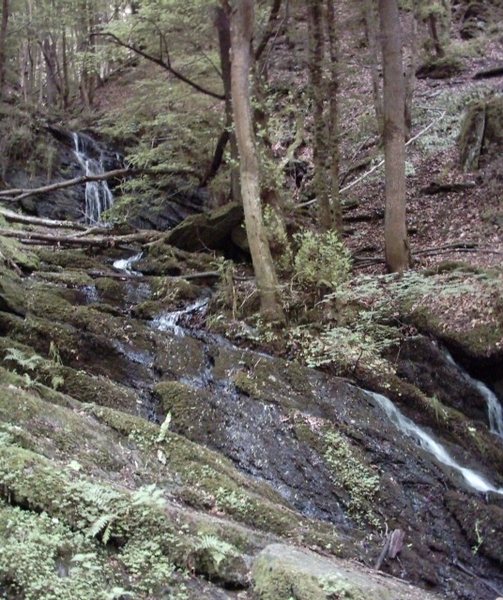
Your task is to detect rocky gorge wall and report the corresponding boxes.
[0,236,502,600]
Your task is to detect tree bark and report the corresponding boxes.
[364,0,383,133]
[307,0,332,231]
[325,0,342,232]
[215,1,241,201]
[378,0,410,273]
[0,0,9,92]
[230,0,284,322]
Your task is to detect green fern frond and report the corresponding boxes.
[51,375,64,390]
[86,513,116,540]
[194,534,236,567]
[4,347,44,370]
[156,412,172,443]
[84,485,121,509]
[131,484,167,509]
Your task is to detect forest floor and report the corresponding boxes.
[92,10,503,280]
[348,35,503,276]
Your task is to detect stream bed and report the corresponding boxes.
[1,245,502,600]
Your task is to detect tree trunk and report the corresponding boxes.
[0,0,9,92]
[364,0,383,133]
[215,1,241,202]
[307,0,332,231]
[325,0,342,232]
[404,1,419,139]
[378,0,410,273]
[230,0,284,322]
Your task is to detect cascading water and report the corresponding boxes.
[113,252,143,276]
[151,298,210,337]
[442,347,503,439]
[366,390,503,494]
[72,132,114,224]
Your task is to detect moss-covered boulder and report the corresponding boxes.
[252,544,440,600]
[459,95,503,171]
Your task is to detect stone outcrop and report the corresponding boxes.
[0,237,502,600]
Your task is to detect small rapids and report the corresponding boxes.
[151,298,210,337]
[442,347,503,439]
[113,252,144,276]
[367,390,503,495]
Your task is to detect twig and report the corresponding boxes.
[295,109,448,208]
[0,169,130,203]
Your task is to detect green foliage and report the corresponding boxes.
[413,85,493,156]
[119,537,180,598]
[3,347,64,391]
[4,347,44,371]
[0,502,113,600]
[471,519,484,554]
[293,230,351,291]
[86,483,168,545]
[292,270,477,376]
[323,430,380,527]
[98,0,223,209]
[156,412,172,443]
[194,534,237,568]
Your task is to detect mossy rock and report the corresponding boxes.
[416,54,464,79]
[155,380,207,432]
[0,268,26,316]
[444,491,503,561]
[0,235,39,272]
[252,544,441,600]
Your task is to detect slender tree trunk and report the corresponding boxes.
[307,0,332,231]
[364,0,383,133]
[325,0,341,232]
[378,0,410,273]
[404,1,419,138]
[215,1,241,202]
[0,0,9,92]
[230,0,284,322]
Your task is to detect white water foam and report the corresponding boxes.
[366,390,503,495]
[442,347,503,439]
[151,298,209,337]
[73,132,114,224]
[113,252,143,276]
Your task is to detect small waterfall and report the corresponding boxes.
[72,132,114,224]
[366,390,503,495]
[113,252,143,276]
[151,298,209,337]
[442,347,503,439]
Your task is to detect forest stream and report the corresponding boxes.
[1,236,502,600]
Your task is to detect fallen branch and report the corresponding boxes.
[295,109,447,208]
[0,169,130,203]
[420,181,476,195]
[415,241,478,253]
[0,227,160,247]
[416,247,503,257]
[0,208,91,230]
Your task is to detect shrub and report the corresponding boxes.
[293,230,351,291]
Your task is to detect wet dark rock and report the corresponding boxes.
[0,241,503,599]
[395,336,489,423]
[166,202,244,253]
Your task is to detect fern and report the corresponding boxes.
[156,412,172,443]
[131,484,167,509]
[86,513,117,542]
[4,347,44,370]
[194,534,236,567]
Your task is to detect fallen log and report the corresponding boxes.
[420,181,476,195]
[0,169,130,203]
[0,208,90,230]
[0,227,160,247]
